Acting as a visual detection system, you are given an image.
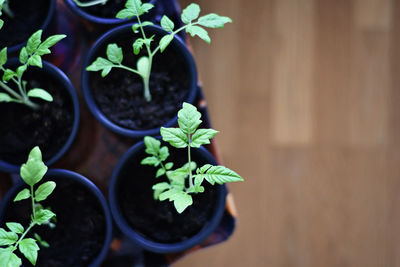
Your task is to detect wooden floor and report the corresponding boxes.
[176,0,400,266]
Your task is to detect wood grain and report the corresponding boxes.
[176,0,399,266]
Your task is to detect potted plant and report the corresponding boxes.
[0,30,80,173]
[0,0,57,55]
[81,0,231,138]
[0,147,113,266]
[109,103,243,253]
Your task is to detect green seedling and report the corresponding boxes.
[0,147,57,267]
[87,0,232,102]
[0,30,66,110]
[72,0,107,8]
[142,103,243,213]
[0,0,5,29]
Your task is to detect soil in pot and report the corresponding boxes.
[1,177,107,267]
[76,0,151,19]
[90,32,190,130]
[117,144,218,243]
[0,0,51,48]
[0,67,75,165]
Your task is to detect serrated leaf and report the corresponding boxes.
[28,55,42,68]
[200,165,244,185]
[165,162,173,170]
[159,34,173,53]
[26,30,42,55]
[35,181,56,202]
[86,57,114,72]
[141,3,153,13]
[0,93,13,102]
[6,223,24,234]
[20,146,47,186]
[198,13,232,28]
[0,228,18,246]
[104,44,122,65]
[116,8,135,19]
[156,168,166,178]
[191,129,218,148]
[0,248,21,267]
[186,25,210,44]
[34,209,56,224]
[181,3,200,24]
[160,127,188,148]
[3,69,15,82]
[137,56,149,77]
[19,47,28,64]
[161,15,174,32]
[14,188,30,202]
[141,156,159,166]
[144,136,160,156]
[159,146,169,161]
[173,191,193,213]
[132,38,144,55]
[27,89,53,102]
[36,34,66,56]
[0,47,7,66]
[159,188,181,201]
[177,102,202,134]
[19,238,39,266]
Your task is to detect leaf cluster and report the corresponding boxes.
[142,103,243,213]
[0,147,56,267]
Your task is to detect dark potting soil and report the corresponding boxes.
[0,0,50,48]
[118,144,218,243]
[1,177,106,267]
[77,0,150,19]
[90,33,190,130]
[0,67,74,165]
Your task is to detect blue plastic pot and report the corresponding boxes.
[3,0,56,55]
[81,24,198,138]
[63,0,156,26]
[0,59,80,173]
[109,140,227,254]
[0,169,113,267]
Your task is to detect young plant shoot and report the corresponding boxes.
[0,30,66,110]
[141,103,243,213]
[0,147,56,267]
[72,0,108,8]
[86,0,232,102]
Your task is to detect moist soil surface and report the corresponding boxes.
[1,177,107,267]
[0,67,75,165]
[0,0,50,48]
[118,143,218,243]
[90,31,191,130]
[77,0,150,19]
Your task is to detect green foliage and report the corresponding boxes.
[142,103,243,213]
[87,1,232,102]
[0,147,56,267]
[0,0,5,30]
[72,0,107,7]
[0,30,65,109]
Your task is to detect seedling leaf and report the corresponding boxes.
[198,13,232,28]
[19,238,39,266]
[181,3,200,24]
[159,34,173,52]
[161,15,174,32]
[14,189,30,202]
[0,228,18,246]
[0,93,12,102]
[34,209,56,224]
[35,181,56,202]
[177,102,202,134]
[27,89,53,102]
[20,146,47,186]
[186,25,210,44]
[191,129,218,147]
[106,43,123,64]
[0,248,21,267]
[160,127,188,148]
[144,136,160,156]
[6,223,24,234]
[137,56,149,77]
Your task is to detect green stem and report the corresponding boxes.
[113,64,141,76]
[187,134,193,189]
[72,0,107,7]
[30,185,35,219]
[0,81,22,100]
[11,222,36,251]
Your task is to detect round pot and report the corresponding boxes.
[0,59,80,173]
[0,0,56,54]
[63,0,156,26]
[0,169,113,267]
[109,140,227,253]
[81,24,198,138]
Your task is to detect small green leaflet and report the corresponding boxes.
[152,182,170,191]
[165,162,173,170]
[186,25,210,44]
[106,44,123,64]
[27,89,53,102]
[172,191,193,213]
[35,181,56,202]
[181,3,200,24]
[19,238,39,266]
[116,0,154,19]
[0,228,18,246]
[0,19,3,30]
[0,248,21,267]
[159,34,173,53]
[161,15,174,32]
[0,47,7,66]
[0,93,12,102]
[133,38,144,55]
[2,69,15,82]
[197,165,244,185]
[159,146,169,161]
[137,56,149,78]
[34,209,56,224]
[144,136,160,156]
[198,13,232,28]
[86,57,114,77]
[6,223,24,234]
[20,146,48,187]
[177,102,202,134]
[14,188,30,202]
[156,168,165,178]
[160,127,187,148]
[34,233,49,248]
[19,47,28,64]
[191,129,218,148]
[26,30,42,55]
[27,55,42,68]
[36,34,66,56]
[141,156,159,166]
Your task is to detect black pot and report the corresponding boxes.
[82,24,198,138]
[109,140,227,253]
[0,169,113,267]
[0,59,80,173]
[0,0,56,54]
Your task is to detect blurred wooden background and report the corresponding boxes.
[177,0,400,266]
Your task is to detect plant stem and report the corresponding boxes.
[187,134,193,188]
[30,185,36,218]
[11,222,36,251]
[72,0,107,7]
